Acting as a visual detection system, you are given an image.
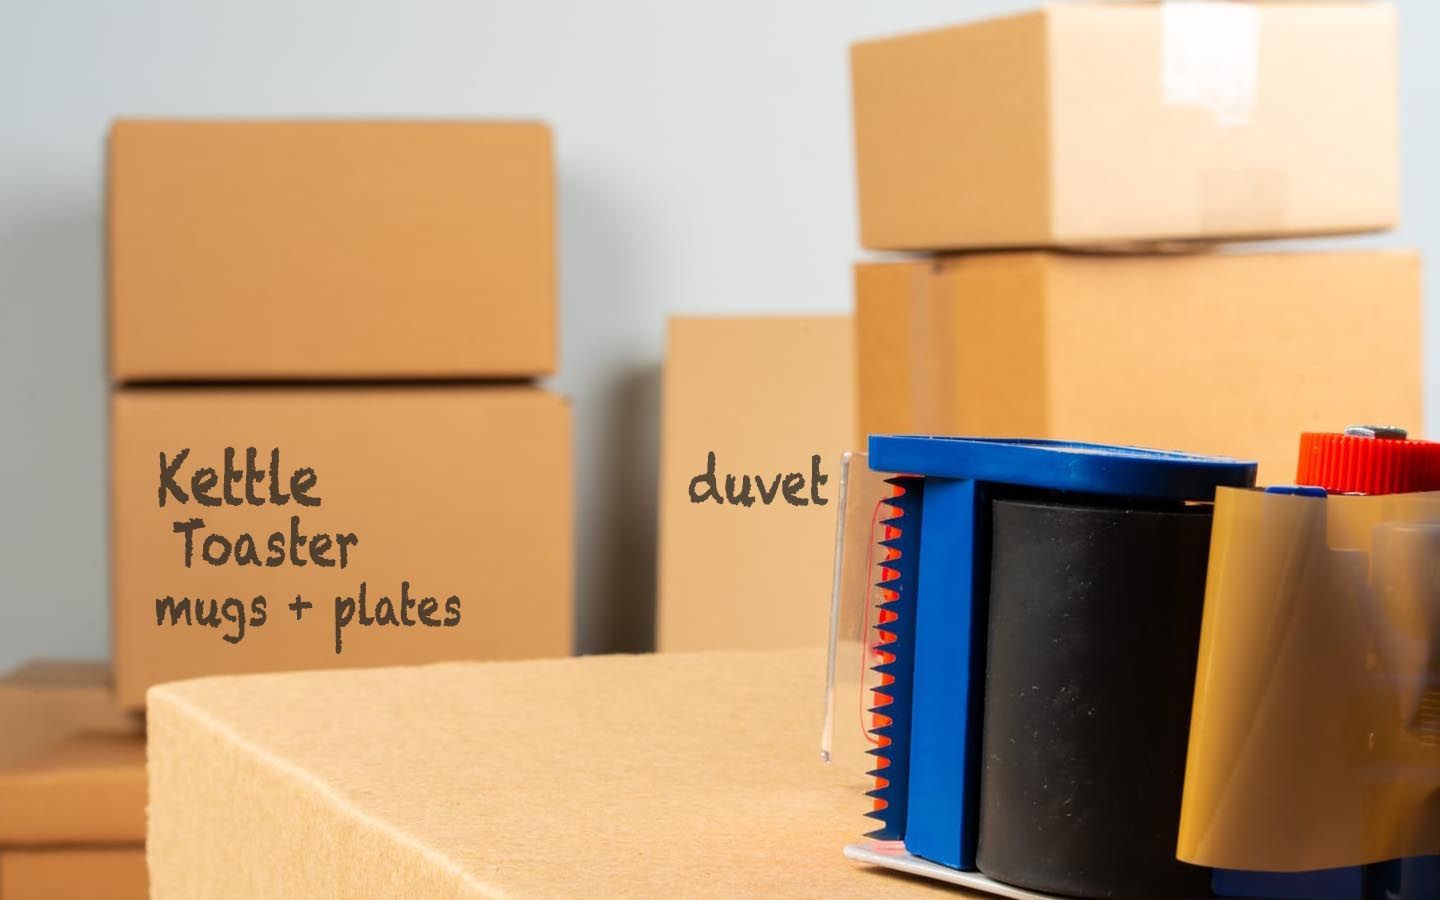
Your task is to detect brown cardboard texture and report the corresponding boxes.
[147,650,968,899]
[109,119,556,380]
[111,386,572,709]
[852,2,1398,249]
[0,731,146,846]
[0,662,134,768]
[856,250,1422,483]
[0,848,147,900]
[657,317,854,652]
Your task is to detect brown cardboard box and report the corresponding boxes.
[145,650,963,898]
[111,386,573,708]
[0,733,146,845]
[856,249,1423,483]
[0,848,147,900]
[0,727,147,900]
[852,2,1398,250]
[0,662,134,767]
[657,317,854,652]
[108,119,556,381]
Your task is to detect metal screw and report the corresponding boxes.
[1345,425,1408,440]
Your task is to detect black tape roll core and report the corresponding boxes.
[976,498,1213,900]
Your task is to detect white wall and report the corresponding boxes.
[1,0,1434,667]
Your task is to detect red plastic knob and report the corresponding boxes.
[1296,430,1440,495]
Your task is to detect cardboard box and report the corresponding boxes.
[0,733,146,846]
[657,317,854,652]
[108,120,556,380]
[110,386,573,708]
[0,718,146,900]
[0,848,147,900]
[856,249,1422,483]
[145,650,959,898]
[0,662,134,767]
[851,2,1398,249]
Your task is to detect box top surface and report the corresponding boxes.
[149,649,969,897]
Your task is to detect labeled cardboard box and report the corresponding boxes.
[856,249,1422,483]
[146,650,957,898]
[0,679,147,900]
[110,386,573,708]
[852,2,1398,250]
[108,119,556,380]
[657,317,854,652]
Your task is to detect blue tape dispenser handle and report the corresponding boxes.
[868,435,1257,500]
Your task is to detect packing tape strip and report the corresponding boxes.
[1161,0,1259,129]
[906,262,948,435]
[1179,487,1440,871]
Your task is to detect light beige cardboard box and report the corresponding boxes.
[856,249,1423,483]
[657,317,854,652]
[852,2,1398,249]
[109,119,556,380]
[110,386,573,709]
[145,650,965,898]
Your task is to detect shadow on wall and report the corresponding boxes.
[557,167,663,655]
[589,363,661,653]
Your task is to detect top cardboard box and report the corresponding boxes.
[851,2,1398,250]
[108,120,556,381]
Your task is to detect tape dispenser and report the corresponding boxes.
[825,429,1440,900]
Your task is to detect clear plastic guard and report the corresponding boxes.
[822,451,894,774]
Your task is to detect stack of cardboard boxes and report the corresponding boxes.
[0,663,143,899]
[1,119,575,898]
[108,120,573,702]
[852,2,1420,479]
[657,2,1420,657]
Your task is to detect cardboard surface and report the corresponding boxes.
[108,119,556,380]
[0,662,135,768]
[0,731,147,846]
[856,249,1423,484]
[657,317,854,652]
[111,386,573,709]
[852,3,1398,249]
[0,847,147,900]
[148,649,968,898]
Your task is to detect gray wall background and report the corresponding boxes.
[1,0,1434,670]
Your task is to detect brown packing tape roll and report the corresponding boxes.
[1371,523,1440,742]
[1178,488,1440,871]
